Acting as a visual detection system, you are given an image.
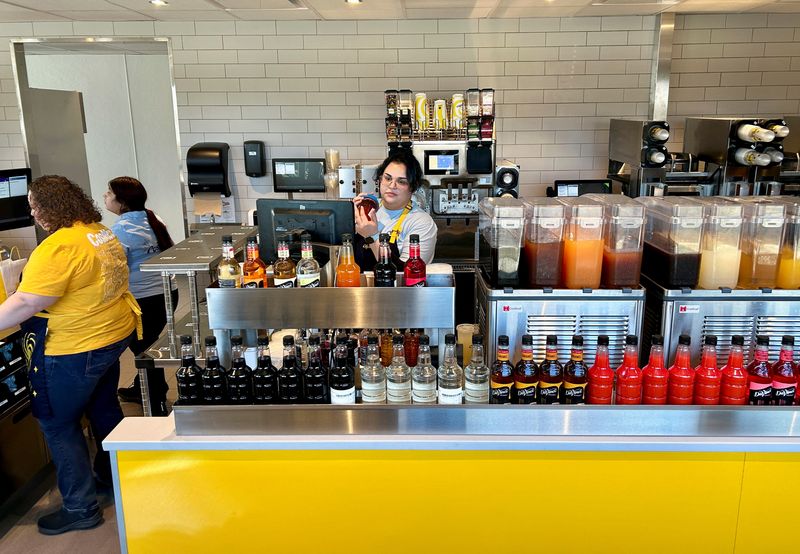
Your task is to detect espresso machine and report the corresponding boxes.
[385,88,497,322]
[608,119,714,197]
[683,117,788,197]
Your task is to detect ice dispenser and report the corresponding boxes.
[585,194,645,289]
[694,198,743,290]
[557,197,605,289]
[187,142,231,196]
[521,198,565,289]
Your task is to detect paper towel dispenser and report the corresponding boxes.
[187,142,230,197]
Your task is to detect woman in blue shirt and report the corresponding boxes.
[104,176,177,415]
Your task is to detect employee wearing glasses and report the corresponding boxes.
[353,149,437,269]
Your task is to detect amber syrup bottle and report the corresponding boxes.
[538,335,563,405]
[490,335,514,404]
[562,335,588,404]
[513,334,538,404]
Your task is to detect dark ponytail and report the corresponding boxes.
[109,176,174,252]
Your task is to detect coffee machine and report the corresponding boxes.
[683,117,787,196]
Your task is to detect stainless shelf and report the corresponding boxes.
[141,308,210,365]
[173,404,800,438]
[206,285,456,330]
[140,224,256,273]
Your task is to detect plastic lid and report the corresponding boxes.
[625,335,638,346]
[694,197,743,220]
[704,335,717,346]
[231,335,243,346]
[729,198,786,221]
[731,335,745,346]
[392,334,404,345]
[522,334,533,346]
[379,233,390,242]
[367,335,379,345]
[756,335,769,346]
[409,234,420,243]
[257,336,269,346]
[572,335,583,346]
[419,335,430,346]
[522,198,565,221]
[445,333,456,345]
[556,196,604,220]
[204,336,216,346]
[283,335,295,346]
[678,334,691,346]
[638,196,704,219]
[472,334,483,345]
[499,335,510,347]
[301,233,311,241]
[598,335,610,346]
[782,335,795,346]
[309,334,320,346]
[480,197,525,220]
[335,335,347,345]
[546,335,558,345]
[222,235,233,242]
[652,335,664,346]
[341,233,352,242]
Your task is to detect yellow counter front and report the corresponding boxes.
[103,409,800,554]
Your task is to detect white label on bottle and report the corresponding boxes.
[274,277,296,288]
[298,273,320,287]
[218,278,238,288]
[464,380,489,403]
[387,380,412,403]
[412,381,437,403]
[361,380,386,403]
[331,386,356,404]
[438,387,464,404]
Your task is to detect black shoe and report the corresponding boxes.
[117,383,142,404]
[37,507,103,535]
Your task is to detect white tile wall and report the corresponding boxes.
[0,13,796,251]
[668,13,800,151]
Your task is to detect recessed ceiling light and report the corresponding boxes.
[345,0,362,4]
[149,0,168,6]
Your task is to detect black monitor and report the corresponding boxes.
[256,198,355,263]
[0,168,32,231]
[548,179,612,197]
[271,158,326,193]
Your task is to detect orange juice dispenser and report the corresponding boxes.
[557,197,604,289]
[521,198,565,289]
[776,198,800,289]
[636,197,704,289]
[730,199,785,289]
[694,198,743,290]
[584,194,645,289]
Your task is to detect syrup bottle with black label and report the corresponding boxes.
[538,335,563,404]
[490,335,514,404]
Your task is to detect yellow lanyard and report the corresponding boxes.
[383,202,413,244]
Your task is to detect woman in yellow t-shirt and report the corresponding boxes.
[0,175,140,536]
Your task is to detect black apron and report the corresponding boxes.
[21,314,53,419]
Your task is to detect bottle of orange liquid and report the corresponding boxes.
[615,335,642,405]
[667,334,695,405]
[693,335,721,405]
[642,335,668,405]
[336,233,361,287]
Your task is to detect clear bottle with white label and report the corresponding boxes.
[330,334,355,404]
[217,235,242,288]
[412,334,437,404]
[437,333,463,404]
[464,335,490,404]
[296,233,321,288]
[360,335,386,404]
[386,334,411,404]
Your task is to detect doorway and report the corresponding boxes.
[11,38,187,241]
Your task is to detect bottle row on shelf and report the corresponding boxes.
[218,232,427,289]
[175,328,798,407]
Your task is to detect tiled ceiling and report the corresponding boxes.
[0,0,794,21]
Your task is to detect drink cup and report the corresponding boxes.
[434,100,448,130]
[457,323,477,366]
[414,93,428,131]
[451,94,464,129]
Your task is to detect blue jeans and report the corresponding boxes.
[35,335,131,512]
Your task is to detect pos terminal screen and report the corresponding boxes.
[423,150,459,175]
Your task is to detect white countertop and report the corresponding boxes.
[102,414,800,453]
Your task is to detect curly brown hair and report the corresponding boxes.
[29,175,101,231]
